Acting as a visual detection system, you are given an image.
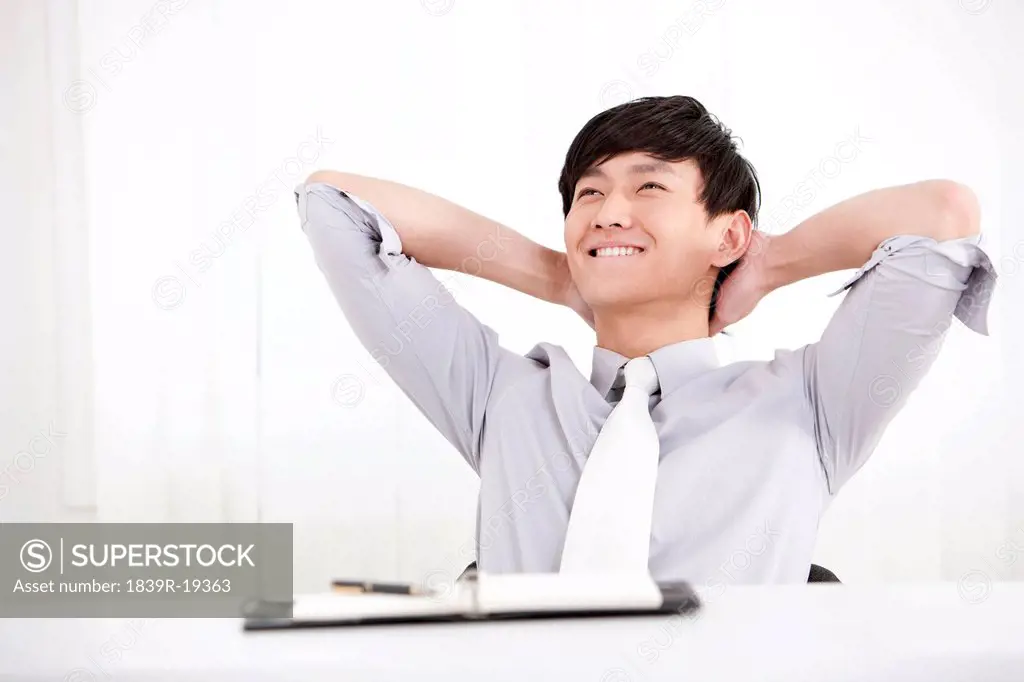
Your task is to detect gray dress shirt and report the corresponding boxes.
[295,181,997,587]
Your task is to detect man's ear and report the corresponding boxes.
[711,210,752,267]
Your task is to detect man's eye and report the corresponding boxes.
[577,184,661,200]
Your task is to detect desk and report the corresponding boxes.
[2,584,1023,681]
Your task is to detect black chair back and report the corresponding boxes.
[808,563,841,582]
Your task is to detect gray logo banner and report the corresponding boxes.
[0,523,293,617]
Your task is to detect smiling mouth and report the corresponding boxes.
[588,246,646,258]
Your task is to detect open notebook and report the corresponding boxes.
[243,572,701,631]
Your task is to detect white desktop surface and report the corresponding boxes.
[2,583,1022,681]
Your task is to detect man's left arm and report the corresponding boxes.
[761,179,998,495]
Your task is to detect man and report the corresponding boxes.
[295,95,995,585]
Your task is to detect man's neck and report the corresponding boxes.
[593,301,711,358]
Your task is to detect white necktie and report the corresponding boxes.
[559,355,661,575]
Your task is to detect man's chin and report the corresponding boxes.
[580,290,650,311]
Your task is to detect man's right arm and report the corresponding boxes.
[295,173,568,472]
[305,171,570,305]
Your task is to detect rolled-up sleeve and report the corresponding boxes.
[295,181,509,473]
[802,233,998,495]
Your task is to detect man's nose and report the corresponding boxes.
[592,194,636,230]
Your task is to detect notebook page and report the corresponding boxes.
[472,572,663,613]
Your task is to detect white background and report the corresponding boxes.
[2,0,1022,593]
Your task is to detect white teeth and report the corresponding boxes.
[594,246,642,257]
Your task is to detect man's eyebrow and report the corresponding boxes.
[578,161,677,181]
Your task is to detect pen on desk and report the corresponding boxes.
[330,580,430,596]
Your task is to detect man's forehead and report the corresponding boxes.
[579,154,697,181]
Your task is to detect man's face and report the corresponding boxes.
[563,151,724,312]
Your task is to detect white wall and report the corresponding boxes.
[2,0,1022,591]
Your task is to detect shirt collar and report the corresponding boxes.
[589,337,720,400]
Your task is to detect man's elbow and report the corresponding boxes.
[931,180,981,240]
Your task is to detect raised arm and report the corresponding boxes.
[305,170,568,304]
[761,179,981,290]
[296,173,584,472]
[758,179,996,494]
